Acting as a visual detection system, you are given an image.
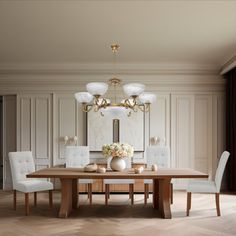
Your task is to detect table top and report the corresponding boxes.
[27,167,208,179]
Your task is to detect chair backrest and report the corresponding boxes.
[9,151,35,188]
[65,146,90,168]
[215,151,230,192]
[107,157,132,169]
[145,146,170,168]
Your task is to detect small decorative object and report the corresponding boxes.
[97,167,106,173]
[134,167,144,174]
[73,136,78,145]
[151,136,160,145]
[102,143,134,171]
[151,164,158,171]
[84,163,98,172]
[64,136,69,145]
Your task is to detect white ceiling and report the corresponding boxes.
[0,0,236,69]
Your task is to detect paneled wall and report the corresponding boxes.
[17,94,52,171]
[0,71,226,189]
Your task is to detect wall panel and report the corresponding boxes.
[17,94,52,170]
[171,94,194,189]
[150,93,170,147]
[54,94,79,165]
[194,95,212,175]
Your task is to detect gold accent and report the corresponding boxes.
[109,78,122,85]
[111,44,120,53]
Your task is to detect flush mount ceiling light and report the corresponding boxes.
[75,44,156,117]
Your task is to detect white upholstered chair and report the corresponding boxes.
[65,146,93,204]
[144,146,172,204]
[104,157,134,205]
[9,151,53,215]
[186,151,230,216]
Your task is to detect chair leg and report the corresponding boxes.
[25,193,30,216]
[170,183,173,204]
[129,184,131,199]
[88,183,92,205]
[13,190,17,210]
[215,193,221,216]
[34,192,37,207]
[129,184,134,205]
[186,192,191,216]
[144,184,149,204]
[105,184,109,205]
[49,190,53,209]
[147,185,149,199]
[87,184,90,199]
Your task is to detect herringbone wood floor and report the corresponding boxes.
[0,190,236,236]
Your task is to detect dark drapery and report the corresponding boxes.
[225,67,236,191]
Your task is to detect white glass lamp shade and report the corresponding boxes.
[74,92,93,103]
[123,83,145,97]
[139,93,156,104]
[86,82,108,96]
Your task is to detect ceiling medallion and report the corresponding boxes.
[75,44,156,117]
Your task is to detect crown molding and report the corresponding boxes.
[0,62,220,76]
[221,55,236,75]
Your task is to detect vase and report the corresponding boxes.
[110,156,126,171]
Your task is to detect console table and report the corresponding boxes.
[27,168,208,219]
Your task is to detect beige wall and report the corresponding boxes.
[0,71,225,189]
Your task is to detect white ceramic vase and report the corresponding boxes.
[110,157,126,171]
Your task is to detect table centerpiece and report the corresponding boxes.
[102,143,134,171]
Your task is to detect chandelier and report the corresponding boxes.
[74,44,156,117]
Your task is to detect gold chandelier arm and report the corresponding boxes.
[82,103,93,112]
[123,98,136,109]
[136,103,150,112]
[94,97,109,108]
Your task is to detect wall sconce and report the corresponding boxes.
[73,136,78,145]
[63,136,78,145]
[64,136,69,145]
[150,136,166,146]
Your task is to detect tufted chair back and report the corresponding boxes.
[65,146,90,168]
[145,146,170,168]
[9,151,35,189]
[214,151,230,192]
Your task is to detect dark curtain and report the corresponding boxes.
[225,67,236,191]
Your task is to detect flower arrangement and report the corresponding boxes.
[102,143,134,158]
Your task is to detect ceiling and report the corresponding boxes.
[0,0,236,70]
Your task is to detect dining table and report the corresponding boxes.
[27,167,208,219]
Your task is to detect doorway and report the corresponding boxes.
[0,95,16,190]
[0,97,3,189]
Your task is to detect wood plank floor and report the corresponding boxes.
[0,190,236,236]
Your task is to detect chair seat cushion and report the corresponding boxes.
[15,179,53,193]
[144,179,152,184]
[79,179,93,184]
[104,179,135,184]
[187,180,217,193]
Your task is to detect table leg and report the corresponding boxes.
[59,178,73,218]
[72,179,78,209]
[158,178,172,219]
[153,179,159,209]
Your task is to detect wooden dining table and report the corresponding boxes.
[27,167,208,219]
